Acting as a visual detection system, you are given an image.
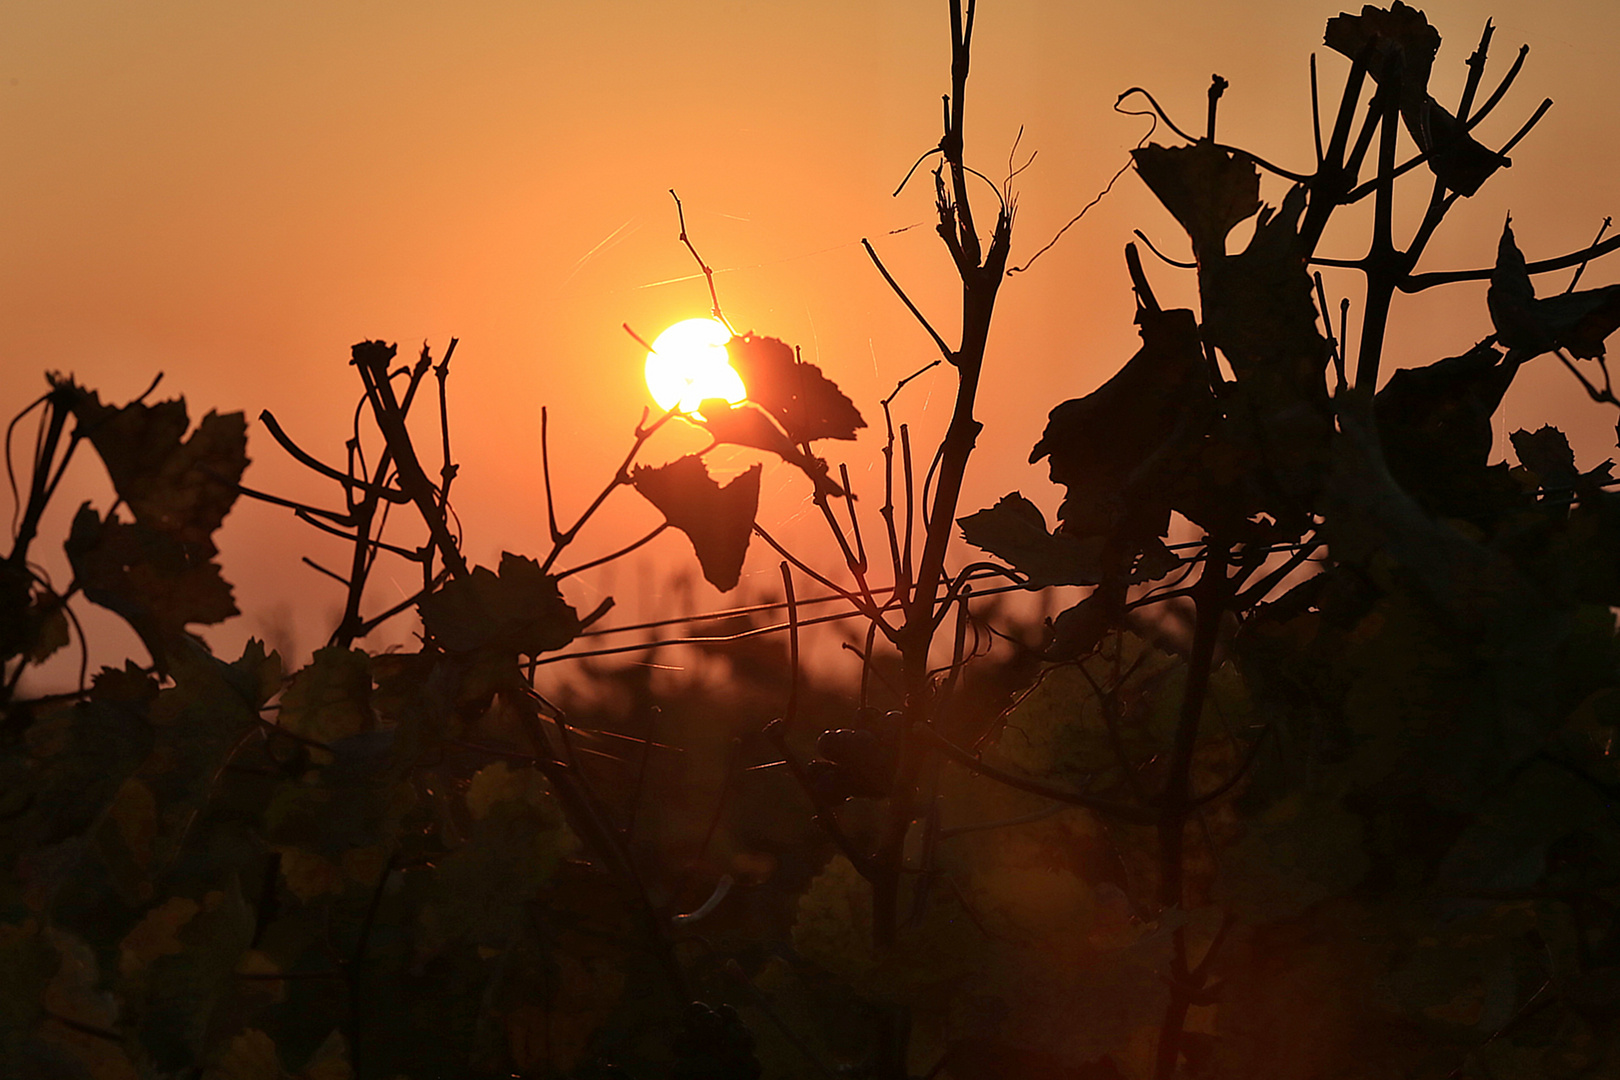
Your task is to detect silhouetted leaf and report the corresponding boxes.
[0,563,68,666]
[1030,307,1213,540]
[1132,141,1260,258]
[1325,1,1505,195]
[726,332,865,443]
[1375,341,1518,519]
[1511,425,1578,488]
[55,377,248,552]
[1488,219,1620,359]
[278,647,373,747]
[64,504,237,671]
[419,553,581,656]
[1324,0,1438,89]
[1199,186,1327,401]
[632,455,760,592]
[696,397,845,497]
[958,493,1106,587]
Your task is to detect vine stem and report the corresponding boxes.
[1153,537,1230,1080]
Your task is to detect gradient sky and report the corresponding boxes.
[5,0,1619,675]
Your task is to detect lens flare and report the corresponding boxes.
[644,317,747,414]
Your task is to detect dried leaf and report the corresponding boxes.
[1489,218,1620,360]
[1132,141,1260,258]
[726,332,865,443]
[631,455,760,592]
[958,493,1106,587]
[419,553,581,656]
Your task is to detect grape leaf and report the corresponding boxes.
[0,562,69,666]
[695,397,846,498]
[726,332,865,443]
[126,880,255,1070]
[1325,2,1506,196]
[1197,185,1328,404]
[792,854,983,1004]
[958,493,1106,587]
[278,647,373,747]
[1374,341,1518,520]
[1510,424,1578,489]
[1132,141,1260,259]
[1488,218,1620,360]
[54,376,248,552]
[64,505,238,671]
[632,455,760,592]
[419,553,581,656]
[1030,306,1214,540]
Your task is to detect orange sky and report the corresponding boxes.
[5,0,1620,677]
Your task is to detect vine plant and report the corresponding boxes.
[5,3,1620,1080]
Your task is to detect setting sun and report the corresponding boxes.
[643,317,747,414]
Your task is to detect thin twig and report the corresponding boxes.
[671,189,728,329]
[862,240,954,362]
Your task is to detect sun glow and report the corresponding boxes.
[643,317,747,414]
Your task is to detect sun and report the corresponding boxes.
[644,317,747,414]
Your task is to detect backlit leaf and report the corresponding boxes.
[419,553,581,656]
[278,647,373,746]
[1132,141,1260,258]
[1510,424,1578,489]
[958,493,1106,587]
[55,377,248,551]
[695,397,846,498]
[726,332,865,443]
[632,455,760,592]
[1324,1,1505,195]
[64,505,238,672]
[1030,307,1214,540]
[1488,218,1620,360]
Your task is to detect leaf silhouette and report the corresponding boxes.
[1325,1,1506,196]
[1510,424,1579,488]
[1488,218,1620,360]
[1030,306,1214,540]
[695,397,845,498]
[1132,141,1261,259]
[632,455,760,592]
[419,553,582,656]
[0,562,68,666]
[1198,185,1327,400]
[726,332,865,443]
[1375,340,1518,520]
[958,493,1105,587]
[64,504,238,671]
[55,377,248,552]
